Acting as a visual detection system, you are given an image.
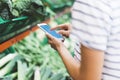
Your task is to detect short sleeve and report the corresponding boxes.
[70,0,112,51]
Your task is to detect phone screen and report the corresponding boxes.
[38,24,63,40]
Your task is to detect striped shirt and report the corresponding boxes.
[70,0,120,80]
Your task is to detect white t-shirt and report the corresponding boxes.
[70,0,120,80]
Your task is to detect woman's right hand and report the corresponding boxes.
[51,23,71,38]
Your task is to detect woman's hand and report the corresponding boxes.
[46,33,64,51]
[51,23,71,38]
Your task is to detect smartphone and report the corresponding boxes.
[37,23,64,41]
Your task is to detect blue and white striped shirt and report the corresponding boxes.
[70,0,120,80]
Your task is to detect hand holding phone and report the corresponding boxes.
[37,23,64,41]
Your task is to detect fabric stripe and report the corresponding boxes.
[76,0,110,15]
[75,42,79,47]
[71,19,108,34]
[105,52,120,56]
[103,73,120,79]
[104,65,120,71]
[103,68,120,78]
[107,46,120,49]
[72,8,109,24]
[72,17,107,30]
[72,26,107,37]
[72,1,111,20]
[74,47,81,54]
[72,31,107,45]
[109,39,120,42]
[98,0,111,8]
[104,59,120,63]
[74,55,80,61]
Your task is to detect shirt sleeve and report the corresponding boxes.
[70,0,112,51]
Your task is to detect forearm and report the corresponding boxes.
[57,45,81,80]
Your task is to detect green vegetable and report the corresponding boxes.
[42,0,65,11]
[0,55,21,77]
[0,0,48,20]
[34,67,41,80]
[0,52,6,59]
[41,67,52,80]
[7,46,16,53]
[0,1,13,20]
[1,76,12,80]
[25,64,35,79]
[5,72,17,80]
[49,72,63,80]
[0,53,18,68]
[61,77,66,80]
[13,31,72,79]
[2,49,9,54]
[17,60,25,80]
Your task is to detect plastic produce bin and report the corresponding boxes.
[0,16,33,43]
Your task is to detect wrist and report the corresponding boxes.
[56,43,65,51]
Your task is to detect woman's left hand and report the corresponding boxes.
[46,33,64,51]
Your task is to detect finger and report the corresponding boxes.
[58,30,69,37]
[48,41,54,49]
[50,25,61,30]
[50,24,67,30]
[58,30,67,36]
[48,40,52,44]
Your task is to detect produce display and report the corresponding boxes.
[0,0,75,80]
[0,0,49,43]
[0,30,74,80]
[42,0,74,12]
[0,0,74,44]
[0,0,48,20]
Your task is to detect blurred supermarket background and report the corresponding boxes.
[0,0,75,80]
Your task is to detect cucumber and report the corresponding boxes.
[61,77,66,80]
[41,67,52,80]
[34,67,41,80]
[1,76,12,80]
[49,72,63,80]
[0,53,18,68]
[40,67,46,78]
[17,60,25,80]
[0,52,6,59]
[0,55,21,77]
[5,72,17,80]
[25,64,35,77]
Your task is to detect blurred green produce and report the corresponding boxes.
[0,31,74,80]
[0,0,50,43]
[42,0,74,12]
[0,0,49,20]
[0,0,74,43]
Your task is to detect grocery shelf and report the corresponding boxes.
[0,7,71,53]
[0,19,50,52]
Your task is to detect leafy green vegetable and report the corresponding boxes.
[0,0,48,20]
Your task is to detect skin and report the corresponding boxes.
[51,23,71,38]
[46,24,104,80]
